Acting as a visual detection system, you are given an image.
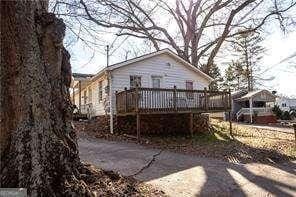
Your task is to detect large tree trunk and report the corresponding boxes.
[0,1,89,196]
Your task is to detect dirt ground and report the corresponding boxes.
[78,162,166,196]
[74,119,295,164]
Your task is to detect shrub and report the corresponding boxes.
[272,105,291,120]
[272,105,282,119]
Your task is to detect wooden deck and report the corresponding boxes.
[116,86,231,115]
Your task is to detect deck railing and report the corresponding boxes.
[236,107,273,120]
[116,87,231,115]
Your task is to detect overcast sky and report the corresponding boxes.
[67,27,296,97]
[62,1,296,98]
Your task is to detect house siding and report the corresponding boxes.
[110,53,210,114]
[276,97,296,111]
[72,53,211,116]
[73,76,109,116]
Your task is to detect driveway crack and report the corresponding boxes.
[131,149,163,177]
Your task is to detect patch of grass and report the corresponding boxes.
[210,119,296,159]
[141,119,296,163]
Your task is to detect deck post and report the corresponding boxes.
[249,97,253,124]
[124,87,127,113]
[135,84,139,113]
[78,81,81,112]
[190,113,193,137]
[137,114,141,142]
[228,89,233,137]
[135,84,140,141]
[173,85,177,111]
[115,91,118,112]
[204,87,208,111]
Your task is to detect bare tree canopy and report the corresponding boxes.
[53,0,296,73]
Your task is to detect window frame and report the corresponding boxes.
[83,90,87,104]
[130,75,142,88]
[185,81,194,99]
[151,76,162,88]
[88,87,92,104]
[98,81,103,102]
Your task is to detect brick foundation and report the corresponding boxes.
[79,113,210,135]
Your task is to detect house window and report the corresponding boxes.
[88,87,92,103]
[130,76,141,88]
[151,76,162,88]
[186,81,194,99]
[83,90,87,104]
[98,81,103,102]
[282,103,286,107]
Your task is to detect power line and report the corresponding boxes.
[260,51,296,74]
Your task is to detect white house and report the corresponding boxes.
[71,49,213,116]
[70,49,233,135]
[232,89,277,124]
[276,97,296,111]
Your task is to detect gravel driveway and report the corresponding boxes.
[78,134,296,197]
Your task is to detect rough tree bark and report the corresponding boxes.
[0,1,90,196]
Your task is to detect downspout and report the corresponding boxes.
[108,71,114,134]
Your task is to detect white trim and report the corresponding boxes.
[151,75,164,88]
[237,89,276,101]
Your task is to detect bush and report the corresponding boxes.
[289,109,296,119]
[282,111,291,120]
[272,105,292,120]
[272,105,282,119]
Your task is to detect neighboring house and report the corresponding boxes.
[70,49,231,134]
[231,89,277,124]
[276,97,296,111]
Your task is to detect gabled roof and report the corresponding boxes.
[236,89,276,101]
[91,48,213,82]
[72,73,94,78]
[231,89,248,98]
[72,73,94,82]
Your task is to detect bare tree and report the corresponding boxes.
[53,0,296,74]
[0,1,90,195]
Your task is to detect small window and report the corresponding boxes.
[186,81,194,99]
[98,81,103,101]
[282,103,286,107]
[151,76,162,88]
[130,76,141,88]
[83,90,87,104]
[88,87,92,103]
[166,62,172,68]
